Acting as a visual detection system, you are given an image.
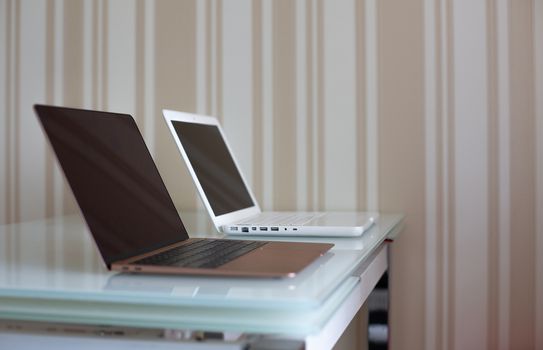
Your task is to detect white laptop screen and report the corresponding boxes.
[171,121,254,216]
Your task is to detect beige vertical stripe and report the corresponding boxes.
[446,0,456,348]
[316,0,324,211]
[101,0,108,109]
[210,0,216,116]
[272,1,297,211]
[62,0,83,215]
[61,0,85,269]
[5,0,13,224]
[52,0,64,217]
[13,0,20,224]
[53,0,67,218]
[377,1,426,349]
[486,1,499,349]
[355,0,366,211]
[11,0,20,263]
[0,0,7,225]
[205,0,212,115]
[305,0,314,210]
[295,0,306,210]
[435,1,444,348]
[91,0,98,108]
[135,0,144,127]
[535,1,543,347]
[509,2,536,348]
[365,0,378,212]
[495,0,511,348]
[195,0,206,117]
[45,0,55,219]
[63,0,84,107]
[82,0,93,109]
[155,0,197,210]
[143,0,155,154]
[424,0,438,347]
[261,0,273,210]
[252,0,263,203]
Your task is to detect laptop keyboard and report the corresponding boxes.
[236,212,325,226]
[134,239,266,269]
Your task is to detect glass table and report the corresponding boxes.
[0,212,403,349]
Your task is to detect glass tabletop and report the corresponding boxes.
[0,212,403,333]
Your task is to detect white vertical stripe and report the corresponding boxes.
[19,0,47,221]
[323,0,356,210]
[7,0,17,224]
[262,0,273,210]
[82,0,95,274]
[534,0,543,348]
[82,0,93,109]
[18,0,47,277]
[144,0,155,154]
[496,0,511,348]
[453,0,488,349]
[51,0,65,275]
[310,0,318,209]
[107,0,135,116]
[210,0,217,117]
[424,0,438,348]
[222,0,253,188]
[52,0,64,217]
[296,0,308,211]
[439,0,450,348]
[365,0,378,211]
[196,0,206,115]
[0,0,7,224]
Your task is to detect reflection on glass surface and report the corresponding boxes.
[103,252,335,306]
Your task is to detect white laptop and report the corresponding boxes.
[162,110,378,237]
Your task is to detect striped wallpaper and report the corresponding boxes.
[1,0,542,349]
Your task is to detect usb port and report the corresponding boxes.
[260,227,268,231]
[242,227,249,233]
[252,227,257,231]
[271,227,279,231]
[230,226,238,231]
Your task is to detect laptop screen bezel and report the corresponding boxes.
[162,110,261,231]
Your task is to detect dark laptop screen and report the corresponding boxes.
[171,121,254,216]
[35,105,188,266]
